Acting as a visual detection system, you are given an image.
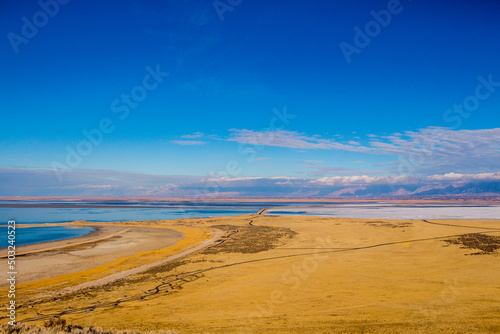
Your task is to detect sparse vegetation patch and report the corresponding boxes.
[1,320,178,334]
[365,221,413,228]
[202,224,297,254]
[444,233,500,255]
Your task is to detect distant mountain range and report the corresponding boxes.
[213,181,500,198]
[414,181,500,196]
[324,181,500,198]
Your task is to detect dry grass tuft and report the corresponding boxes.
[365,221,413,228]
[444,233,500,255]
[202,224,297,254]
[1,320,178,334]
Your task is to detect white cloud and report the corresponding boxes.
[201,171,500,189]
[313,175,417,186]
[1,168,498,197]
[302,163,382,177]
[228,127,500,174]
[170,140,206,146]
[426,172,500,182]
[228,129,371,152]
[181,132,205,139]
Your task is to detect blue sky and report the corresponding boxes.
[1,0,500,197]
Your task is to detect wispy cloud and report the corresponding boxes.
[0,168,200,196]
[201,172,500,188]
[228,127,500,174]
[196,172,500,197]
[181,132,205,139]
[172,132,219,145]
[0,168,498,197]
[426,172,500,182]
[369,127,500,174]
[228,129,371,152]
[302,163,383,177]
[170,140,207,146]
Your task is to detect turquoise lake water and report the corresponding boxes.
[0,200,308,247]
[0,226,94,248]
[0,200,372,247]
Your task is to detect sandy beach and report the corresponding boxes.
[0,223,186,287]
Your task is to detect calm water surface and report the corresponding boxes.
[0,200,293,247]
[0,226,94,248]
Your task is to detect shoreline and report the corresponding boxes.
[56,227,223,294]
[1,226,130,258]
[0,222,206,294]
[0,224,110,253]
